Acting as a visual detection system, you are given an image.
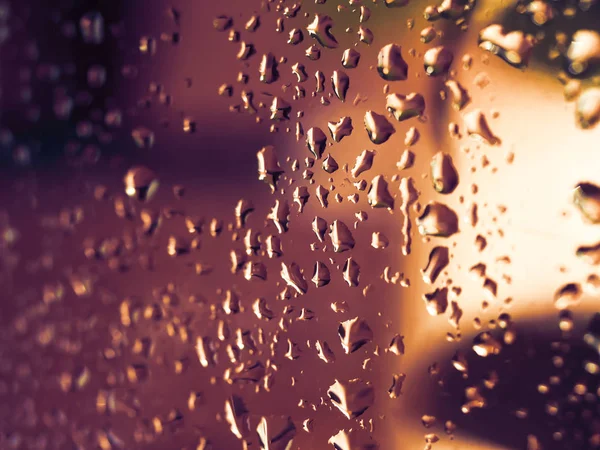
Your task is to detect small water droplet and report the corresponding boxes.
[124,166,159,202]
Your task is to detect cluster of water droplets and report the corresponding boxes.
[3,0,600,449]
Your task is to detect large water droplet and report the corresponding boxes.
[554,283,582,310]
[332,70,350,102]
[364,111,395,144]
[306,127,327,158]
[478,24,535,68]
[259,53,279,84]
[328,116,353,142]
[368,175,394,209]
[576,88,600,129]
[338,317,373,353]
[342,48,361,69]
[328,379,374,419]
[463,109,499,145]
[430,151,459,194]
[257,145,284,192]
[330,220,355,252]
[424,46,454,76]
[417,202,459,237]
[421,246,450,284]
[306,14,338,48]
[377,44,408,81]
[386,93,425,121]
[567,30,600,76]
[573,182,600,223]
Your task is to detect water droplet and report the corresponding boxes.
[213,15,233,32]
[554,283,582,310]
[567,30,600,76]
[423,288,448,315]
[338,317,373,353]
[281,262,308,294]
[328,379,374,419]
[131,126,155,148]
[305,44,321,60]
[351,149,375,178]
[257,146,284,192]
[431,152,459,194]
[312,216,328,242]
[421,246,450,284]
[576,88,600,129]
[268,199,290,233]
[400,177,419,254]
[306,127,327,158]
[330,220,355,252]
[368,175,394,209]
[343,257,361,287]
[576,241,600,264]
[332,70,350,102]
[420,26,437,43]
[328,116,353,142]
[371,232,389,249]
[245,14,260,32]
[386,93,425,121]
[461,386,487,413]
[235,198,254,228]
[259,53,279,84]
[360,5,371,23]
[388,373,407,399]
[445,80,470,110]
[478,24,535,68]
[323,154,339,173]
[328,429,379,450]
[397,149,415,170]
[288,28,304,45]
[364,111,395,144]
[573,182,600,223]
[225,395,250,439]
[237,41,256,60]
[253,297,274,320]
[80,11,104,44]
[472,331,502,357]
[124,166,159,202]
[377,44,408,81]
[292,62,308,82]
[257,416,296,450]
[417,202,459,237]
[316,185,330,208]
[294,186,310,213]
[306,14,338,48]
[342,48,361,68]
[463,109,499,145]
[312,261,331,287]
[357,26,374,45]
[424,46,454,76]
